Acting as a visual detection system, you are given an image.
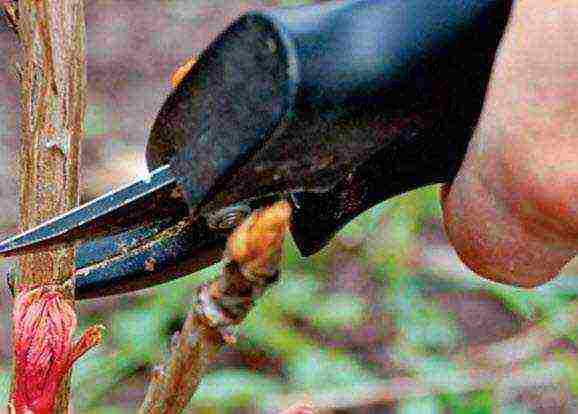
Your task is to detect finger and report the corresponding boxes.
[440,1,578,287]
[440,158,576,288]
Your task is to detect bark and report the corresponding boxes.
[139,201,291,414]
[16,0,85,287]
[4,0,87,412]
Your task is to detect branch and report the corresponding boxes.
[279,359,568,411]
[460,300,578,367]
[279,301,578,411]
[6,0,94,412]
[139,201,292,414]
[1,0,19,38]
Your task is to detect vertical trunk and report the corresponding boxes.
[16,0,85,285]
[10,0,86,411]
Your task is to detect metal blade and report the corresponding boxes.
[0,165,188,257]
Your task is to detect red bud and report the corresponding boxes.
[12,286,103,414]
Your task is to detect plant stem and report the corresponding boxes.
[139,201,291,414]
[15,0,85,287]
[5,0,86,412]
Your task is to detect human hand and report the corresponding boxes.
[441,1,578,287]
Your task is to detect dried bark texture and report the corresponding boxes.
[5,0,87,412]
[16,0,85,288]
[139,201,291,414]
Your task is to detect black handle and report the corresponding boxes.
[271,0,513,255]
[147,0,513,255]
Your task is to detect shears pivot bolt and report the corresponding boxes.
[205,204,252,230]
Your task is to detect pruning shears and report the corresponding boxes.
[0,0,513,299]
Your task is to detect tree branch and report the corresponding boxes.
[7,0,88,412]
[139,201,292,414]
[279,359,569,411]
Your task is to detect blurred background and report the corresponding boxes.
[1,0,578,413]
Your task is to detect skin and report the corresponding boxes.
[441,1,578,287]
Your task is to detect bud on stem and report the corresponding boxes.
[12,286,104,414]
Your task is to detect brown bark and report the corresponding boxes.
[139,201,291,414]
[15,0,85,287]
[3,0,87,412]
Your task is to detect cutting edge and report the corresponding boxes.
[0,165,180,257]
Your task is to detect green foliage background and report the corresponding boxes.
[0,1,577,413]
[61,184,578,413]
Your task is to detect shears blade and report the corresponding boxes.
[0,165,187,257]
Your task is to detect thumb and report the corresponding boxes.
[439,156,575,288]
